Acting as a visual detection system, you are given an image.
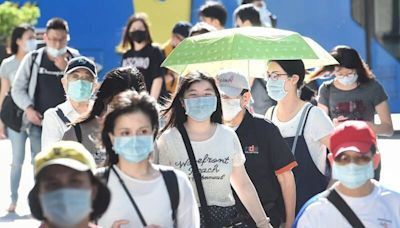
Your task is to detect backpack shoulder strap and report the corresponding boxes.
[160,169,180,226]
[56,108,71,125]
[327,189,365,228]
[29,51,39,81]
[73,123,83,143]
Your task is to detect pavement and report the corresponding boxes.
[0,130,399,227]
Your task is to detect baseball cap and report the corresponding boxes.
[330,120,377,158]
[34,141,96,176]
[216,70,250,97]
[172,21,192,38]
[64,56,97,79]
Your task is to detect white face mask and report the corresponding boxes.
[24,39,37,52]
[336,73,358,86]
[47,46,67,58]
[222,98,242,121]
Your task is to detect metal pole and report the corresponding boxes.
[364,0,372,67]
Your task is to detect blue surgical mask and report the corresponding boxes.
[67,80,93,102]
[336,73,358,86]
[266,79,287,101]
[114,135,154,163]
[24,39,37,52]
[184,96,217,122]
[332,161,374,189]
[40,188,92,227]
[47,46,67,58]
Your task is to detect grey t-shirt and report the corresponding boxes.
[317,79,388,122]
[62,118,106,166]
[0,55,21,83]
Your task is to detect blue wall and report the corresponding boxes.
[1,0,134,80]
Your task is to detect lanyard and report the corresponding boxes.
[111,166,147,227]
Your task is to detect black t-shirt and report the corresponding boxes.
[235,111,297,211]
[34,51,69,115]
[121,44,167,101]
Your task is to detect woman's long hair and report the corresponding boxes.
[78,66,146,124]
[116,13,153,53]
[306,45,374,84]
[161,71,223,133]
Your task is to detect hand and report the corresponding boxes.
[332,115,348,127]
[111,220,129,228]
[54,54,68,70]
[25,106,42,126]
[0,120,6,139]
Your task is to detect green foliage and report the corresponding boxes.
[0,1,40,44]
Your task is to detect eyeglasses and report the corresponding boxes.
[334,153,372,165]
[47,37,68,45]
[265,72,289,81]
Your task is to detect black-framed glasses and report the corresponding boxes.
[334,153,372,165]
[265,72,289,81]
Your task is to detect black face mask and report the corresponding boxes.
[129,30,147,43]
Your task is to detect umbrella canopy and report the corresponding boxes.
[162,27,338,78]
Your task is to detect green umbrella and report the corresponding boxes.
[161,27,338,78]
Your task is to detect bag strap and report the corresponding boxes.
[160,169,180,226]
[327,189,365,228]
[29,51,39,81]
[73,123,83,143]
[111,166,147,226]
[177,125,211,226]
[291,103,313,154]
[55,108,71,124]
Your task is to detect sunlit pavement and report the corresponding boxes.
[0,132,399,227]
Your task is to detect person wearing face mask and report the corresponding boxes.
[98,90,199,227]
[294,121,400,227]
[157,72,272,228]
[119,13,167,104]
[264,60,334,214]
[308,46,393,137]
[0,24,36,212]
[62,67,147,166]
[28,141,110,228]
[11,18,79,154]
[41,56,97,150]
[309,46,393,180]
[216,70,297,228]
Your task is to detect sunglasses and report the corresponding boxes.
[334,153,372,165]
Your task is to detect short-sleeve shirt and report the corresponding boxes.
[0,55,21,83]
[121,44,165,93]
[294,180,400,227]
[235,111,297,207]
[265,103,334,174]
[157,124,246,207]
[317,79,388,122]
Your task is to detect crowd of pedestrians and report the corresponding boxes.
[0,0,398,227]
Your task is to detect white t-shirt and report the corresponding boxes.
[98,165,199,228]
[295,181,400,227]
[41,101,80,150]
[265,103,333,174]
[157,124,246,207]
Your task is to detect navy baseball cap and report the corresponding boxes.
[65,56,97,79]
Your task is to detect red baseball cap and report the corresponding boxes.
[330,120,377,158]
